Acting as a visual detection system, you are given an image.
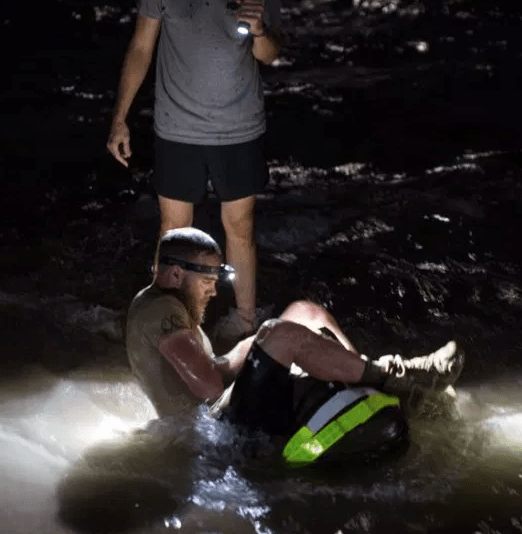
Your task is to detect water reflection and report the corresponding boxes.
[0,352,520,533]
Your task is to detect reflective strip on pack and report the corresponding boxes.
[306,388,370,433]
[282,392,400,466]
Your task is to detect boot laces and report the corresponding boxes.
[406,345,455,373]
[376,354,407,378]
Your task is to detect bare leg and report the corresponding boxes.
[220,301,361,380]
[157,195,194,234]
[154,196,194,270]
[221,196,257,329]
[255,320,365,384]
[279,300,359,354]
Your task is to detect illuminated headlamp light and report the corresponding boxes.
[159,256,236,282]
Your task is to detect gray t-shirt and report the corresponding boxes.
[126,284,215,417]
[138,0,281,145]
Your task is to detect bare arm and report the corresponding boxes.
[107,14,161,166]
[213,334,255,385]
[252,29,282,64]
[158,329,225,400]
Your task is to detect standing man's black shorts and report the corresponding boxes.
[153,135,269,203]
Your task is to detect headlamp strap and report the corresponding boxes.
[159,256,233,277]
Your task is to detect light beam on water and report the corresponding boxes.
[0,293,521,533]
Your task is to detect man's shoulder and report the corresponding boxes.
[130,284,181,307]
[129,285,190,328]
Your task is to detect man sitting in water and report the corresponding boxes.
[126,228,463,451]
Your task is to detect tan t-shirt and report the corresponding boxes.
[126,284,215,417]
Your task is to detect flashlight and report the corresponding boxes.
[226,1,250,35]
[236,21,250,35]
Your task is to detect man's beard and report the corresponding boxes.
[178,285,208,325]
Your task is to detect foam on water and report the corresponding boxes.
[0,367,157,456]
[0,366,157,534]
[0,293,158,532]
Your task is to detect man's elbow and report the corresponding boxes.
[189,377,224,401]
[255,35,282,64]
[259,53,280,65]
[257,49,281,65]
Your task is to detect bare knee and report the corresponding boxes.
[254,319,313,368]
[222,215,254,243]
[280,300,329,324]
[160,215,192,235]
[158,197,193,235]
[221,201,255,243]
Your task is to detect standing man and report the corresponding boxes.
[107,0,282,342]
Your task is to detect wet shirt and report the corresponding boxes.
[138,0,281,145]
[126,284,215,417]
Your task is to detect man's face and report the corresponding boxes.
[178,253,220,325]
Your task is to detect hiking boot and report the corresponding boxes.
[376,341,464,396]
[404,341,463,385]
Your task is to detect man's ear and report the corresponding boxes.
[168,265,185,288]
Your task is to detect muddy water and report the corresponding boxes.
[1,172,522,533]
[0,282,521,534]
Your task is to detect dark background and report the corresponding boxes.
[1,2,522,533]
[1,0,521,358]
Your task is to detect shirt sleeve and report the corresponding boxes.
[137,0,163,19]
[264,0,281,31]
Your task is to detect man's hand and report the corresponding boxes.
[106,15,160,167]
[237,0,265,37]
[214,333,256,385]
[239,0,281,64]
[107,120,132,167]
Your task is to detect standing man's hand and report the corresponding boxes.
[107,120,132,167]
[237,0,266,37]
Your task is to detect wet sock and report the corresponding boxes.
[360,360,388,389]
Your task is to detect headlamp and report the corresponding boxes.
[159,256,236,282]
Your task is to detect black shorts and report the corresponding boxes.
[224,344,409,458]
[224,344,351,437]
[153,135,269,203]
